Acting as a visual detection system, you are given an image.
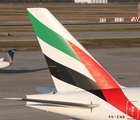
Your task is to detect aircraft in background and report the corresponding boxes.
[0,48,17,69]
[6,8,140,120]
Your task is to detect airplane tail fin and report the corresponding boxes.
[27,8,121,92]
[3,48,17,65]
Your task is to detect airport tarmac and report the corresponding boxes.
[1,48,140,120]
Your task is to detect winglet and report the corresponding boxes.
[3,48,17,64]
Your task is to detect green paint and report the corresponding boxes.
[27,10,81,62]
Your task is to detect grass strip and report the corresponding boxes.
[0,41,40,52]
[79,38,140,49]
[0,38,140,52]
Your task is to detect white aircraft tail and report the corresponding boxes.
[27,8,121,93]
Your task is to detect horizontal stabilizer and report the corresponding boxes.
[4,98,23,100]
[5,97,99,109]
[35,87,57,94]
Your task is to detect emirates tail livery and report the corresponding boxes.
[6,8,140,120]
[0,48,17,69]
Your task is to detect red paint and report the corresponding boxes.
[68,41,119,89]
[68,41,139,119]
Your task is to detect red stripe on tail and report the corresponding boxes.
[68,41,119,89]
[68,41,139,119]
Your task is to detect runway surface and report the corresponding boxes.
[1,31,140,41]
[0,22,140,28]
[1,48,140,120]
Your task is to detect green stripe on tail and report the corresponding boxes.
[27,11,81,62]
